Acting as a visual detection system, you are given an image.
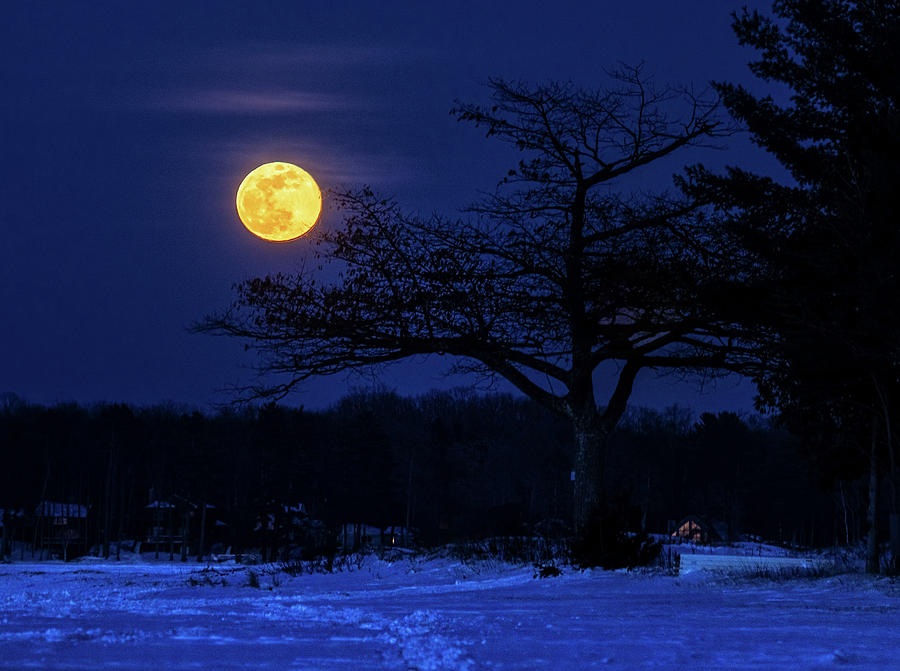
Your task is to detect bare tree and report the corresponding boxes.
[198,66,745,535]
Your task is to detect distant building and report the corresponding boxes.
[33,501,91,560]
[670,515,723,544]
[144,499,178,556]
[338,523,414,551]
[144,496,220,560]
[0,509,26,559]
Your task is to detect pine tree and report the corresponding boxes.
[685,0,900,572]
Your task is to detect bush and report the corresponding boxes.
[534,564,562,578]
[276,551,368,577]
[187,567,229,587]
[571,512,659,570]
[446,536,569,565]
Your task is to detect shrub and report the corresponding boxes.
[447,536,569,565]
[534,564,562,578]
[570,511,660,569]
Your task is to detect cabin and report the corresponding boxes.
[33,501,91,560]
[670,515,723,544]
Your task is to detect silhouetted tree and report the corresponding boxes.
[685,1,900,571]
[94,404,141,559]
[198,68,751,539]
[0,393,841,553]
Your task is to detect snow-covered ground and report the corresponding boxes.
[2,554,899,670]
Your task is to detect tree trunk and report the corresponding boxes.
[890,513,900,573]
[197,503,207,562]
[867,422,880,574]
[103,449,115,560]
[572,418,607,532]
[839,482,851,546]
[180,512,190,562]
[405,447,414,541]
[116,475,126,561]
[168,507,175,562]
[873,377,897,515]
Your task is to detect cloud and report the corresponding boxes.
[177,133,417,188]
[124,41,437,187]
[150,88,356,114]
[199,43,409,70]
[135,42,425,115]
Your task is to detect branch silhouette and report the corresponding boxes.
[197,69,751,534]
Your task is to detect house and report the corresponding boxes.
[1,509,27,559]
[252,501,324,561]
[144,500,179,556]
[33,501,91,560]
[144,497,220,560]
[670,515,723,544]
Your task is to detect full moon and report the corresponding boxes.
[236,162,322,242]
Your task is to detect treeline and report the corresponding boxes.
[0,389,861,558]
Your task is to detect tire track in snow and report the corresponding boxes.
[263,598,474,669]
[379,610,474,671]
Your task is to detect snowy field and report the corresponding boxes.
[2,555,900,670]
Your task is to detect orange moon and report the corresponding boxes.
[236,162,322,242]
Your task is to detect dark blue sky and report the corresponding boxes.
[1,1,776,413]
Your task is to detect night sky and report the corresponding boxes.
[2,1,775,413]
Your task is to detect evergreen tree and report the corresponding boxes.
[685,0,900,571]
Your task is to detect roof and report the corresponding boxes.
[145,500,176,509]
[145,499,215,510]
[34,501,89,518]
[672,515,723,542]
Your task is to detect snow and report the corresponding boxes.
[677,553,829,575]
[657,538,813,557]
[2,555,900,669]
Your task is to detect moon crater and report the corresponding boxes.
[236,162,322,242]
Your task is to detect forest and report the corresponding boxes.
[0,388,862,563]
[5,2,900,573]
